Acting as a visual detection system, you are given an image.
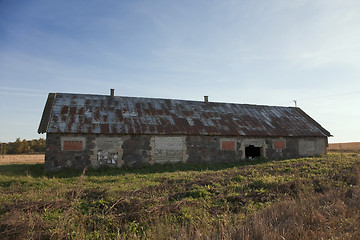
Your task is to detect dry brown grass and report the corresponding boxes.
[328,142,360,151]
[0,154,44,165]
[1,153,360,239]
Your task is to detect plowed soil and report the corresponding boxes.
[328,142,360,151]
[0,154,44,164]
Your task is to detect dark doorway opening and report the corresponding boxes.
[245,145,261,159]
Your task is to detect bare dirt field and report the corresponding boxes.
[328,142,360,151]
[0,154,44,164]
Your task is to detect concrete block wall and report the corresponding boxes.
[44,133,328,171]
[150,136,188,164]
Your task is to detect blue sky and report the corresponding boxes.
[1,0,359,143]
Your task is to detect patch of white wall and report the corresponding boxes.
[150,136,188,164]
[90,136,125,168]
[299,138,326,156]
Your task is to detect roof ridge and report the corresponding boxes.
[55,92,294,109]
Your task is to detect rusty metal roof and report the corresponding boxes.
[38,93,331,137]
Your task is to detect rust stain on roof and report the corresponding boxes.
[38,93,331,137]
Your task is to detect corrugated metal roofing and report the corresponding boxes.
[38,93,331,137]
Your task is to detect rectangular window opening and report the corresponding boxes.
[221,141,236,150]
[61,137,86,151]
[274,140,285,149]
[63,141,83,151]
[245,145,261,159]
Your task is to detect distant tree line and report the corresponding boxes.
[0,138,45,154]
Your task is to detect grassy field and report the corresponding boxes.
[1,152,360,239]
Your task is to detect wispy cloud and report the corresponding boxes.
[0,87,48,97]
[0,0,360,142]
[0,87,49,93]
[283,0,360,69]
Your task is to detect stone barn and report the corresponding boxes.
[38,90,331,171]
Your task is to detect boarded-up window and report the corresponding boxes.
[153,136,184,163]
[221,141,235,150]
[273,140,285,149]
[306,140,315,154]
[61,137,86,151]
[155,136,183,151]
[95,137,123,166]
[63,140,84,151]
[299,139,316,156]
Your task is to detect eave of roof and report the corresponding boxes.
[38,93,56,134]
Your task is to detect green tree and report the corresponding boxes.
[2,138,45,154]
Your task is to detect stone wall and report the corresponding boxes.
[186,136,241,164]
[44,134,93,171]
[44,133,328,171]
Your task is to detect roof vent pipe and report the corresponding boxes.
[110,89,115,97]
[204,96,208,103]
